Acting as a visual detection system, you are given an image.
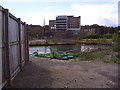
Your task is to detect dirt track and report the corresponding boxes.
[10,56,118,88]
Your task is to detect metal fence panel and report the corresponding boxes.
[2,11,7,87]
[8,17,20,76]
[21,44,25,63]
[0,48,2,89]
[8,17,19,43]
[9,45,20,75]
[21,24,25,42]
[21,24,25,63]
[0,6,29,89]
[0,7,7,89]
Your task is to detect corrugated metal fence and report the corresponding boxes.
[0,6,29,89]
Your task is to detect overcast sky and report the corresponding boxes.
[0,0,119,27]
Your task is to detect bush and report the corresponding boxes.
[96,38,107,42]
[103,59,120,63]
[96,38,107,44]
[102,34,112,39]
[112,44,120,52]
[112,33,120,42]
[78,52,95,61]
[84,34,99,39]
[116,54,120,59]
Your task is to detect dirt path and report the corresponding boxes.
[9,56,118,88]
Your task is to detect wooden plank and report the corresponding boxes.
[4,9,11,86]
[18,18,22,71]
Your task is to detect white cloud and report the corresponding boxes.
[1,0,116,3]
[43,7,54,10]
[24,11,56,26]
[24,3,118,27]
[24,8,72,26]
[70,3,118,26]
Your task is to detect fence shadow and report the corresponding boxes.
[7,61,53,88]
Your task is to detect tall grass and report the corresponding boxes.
[76,48,119,63]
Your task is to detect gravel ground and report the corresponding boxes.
[9,56,119,88]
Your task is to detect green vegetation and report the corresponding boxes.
[30,46,119,63]
[83,34,99,39]
[76,32,120,62]
[102,59,120,63]
[28,25,119,63]
[29,41,43,45]
[102,34,112,39]
[76,48,120,63]
[77,52,95,61]
[112,33,120,42]
[83,33,113,39]
[38,52,79,59]
[112,33,120,59]
[116,54,120,59]
[113,43,120,60]
[96,38,107,44]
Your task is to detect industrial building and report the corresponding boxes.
[49,15,81,31]
[49,20,56,30]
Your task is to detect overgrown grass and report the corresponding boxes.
[77,52,95,61]
[76,48,120,63]
[102,59,120,63]
[96,38,107,44]
[116,54,120,59]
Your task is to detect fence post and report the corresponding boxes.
[0,6,3,89]
[24,22,27,62]
[18,18,22,71]
[5,9,11,86]
[26,24,29,61]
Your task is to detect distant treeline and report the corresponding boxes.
[28,24,118,40]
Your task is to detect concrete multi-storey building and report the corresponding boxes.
[56,15,68,31]
[67,16,81,31]
[49,15,81,31]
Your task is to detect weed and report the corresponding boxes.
[116,54,120,59]
[77,52,95,61]
[102,59,120,63]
